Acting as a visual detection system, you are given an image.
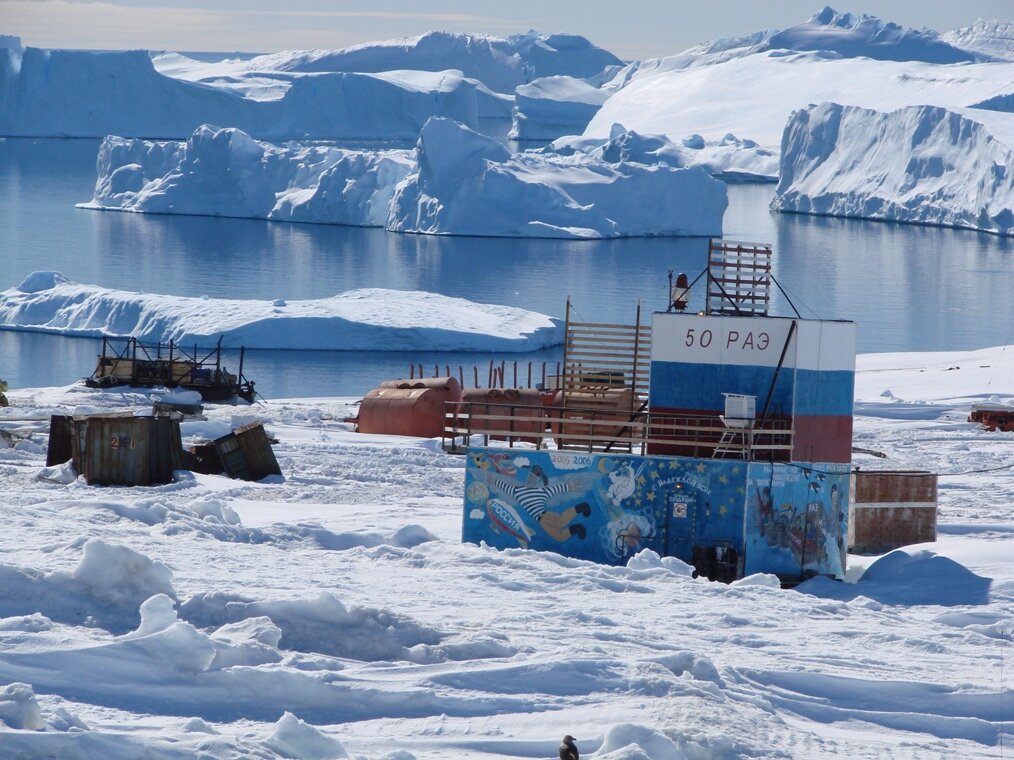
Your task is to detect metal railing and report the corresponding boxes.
[443,400,793,458]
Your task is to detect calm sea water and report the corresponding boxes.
[1,137,1012,398]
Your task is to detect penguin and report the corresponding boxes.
[559,735,579,760]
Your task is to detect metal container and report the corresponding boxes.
[358,377,462,438]
[71,414,184,486]
[848,471,937,553]
[213,423,281,481]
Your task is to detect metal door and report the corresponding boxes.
[665,490,697,561]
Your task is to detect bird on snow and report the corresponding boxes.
[559,735,579,760]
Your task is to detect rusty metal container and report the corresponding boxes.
[358,377,462,438]
[549,387,640,448]
[70,414,184,486]
[969,403,1014,432]
[848,471,937,553]
[458,388,546,443]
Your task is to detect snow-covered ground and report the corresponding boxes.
[773,102,1014,235]
[0,272,563,351]
[0,345,1010,758]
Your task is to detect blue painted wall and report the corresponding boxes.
[463,448,850,580]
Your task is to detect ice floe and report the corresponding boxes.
[0,271,563,351]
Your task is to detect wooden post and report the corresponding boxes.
[410,364,414,380]
[419,363,424,379]
[527,361,532,388]
[474,366,479,388]
[561,297,570,406]
[513,361,517,388]
[445,365,450,378]
[488,360,493,388]
[434,364,438,378]
[459,366,464,388]
[541,362,546,388]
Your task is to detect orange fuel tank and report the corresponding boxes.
[458,387,547,443]
[357,377,462,438]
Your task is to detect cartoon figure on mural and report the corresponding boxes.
[606,462,643,507]
[482,462,591,541]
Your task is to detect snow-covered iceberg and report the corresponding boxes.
[549,124,778,182]
[389,118,727,238]
[228,30,622,94]
[82,126,414,226]
[0,272,563,351]
[85,119,728,238]
[510,76,610,141]
[772,102,1014,236]
[0,46,484,139]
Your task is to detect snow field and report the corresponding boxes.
[0,345,1009,758]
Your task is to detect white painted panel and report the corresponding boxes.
[651,312,797,368]
[815,321,857,372]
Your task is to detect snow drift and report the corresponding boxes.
[773,102,1014,236]
[0,46,484,139]
[83,126,414,226]
[0,272,562,351]
[389,117,727,238]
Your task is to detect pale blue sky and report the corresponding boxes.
[4,0,1012,59]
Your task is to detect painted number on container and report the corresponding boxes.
[684,329,713,348]
[111,436,135,450]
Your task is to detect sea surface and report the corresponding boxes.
[1,136,1012,398]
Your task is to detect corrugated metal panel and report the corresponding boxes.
[68,414,183,486]
[848,471,938,553]
[214,423,281,481]
[45,415,74,467]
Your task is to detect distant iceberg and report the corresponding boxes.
[0,46,485,139]
[82,126,414,226]
[773,102,1014,236]
[0,272,563,352]
[85,119,728,239]
[510,76,610,141]
[389,117,727,238]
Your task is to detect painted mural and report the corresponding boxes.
[744,462,850,579]
[463,448,748,567]
[463,448,852,580]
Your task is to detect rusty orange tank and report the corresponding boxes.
[458,388,547,443]
[357,377,462,438]
[549,387,640,449]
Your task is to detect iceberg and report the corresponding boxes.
[388,118,727,238]
[82,126,414,227]
[0,46,484,139]
[549,124,778,182]
[772,102,1014,236]
[0,272,563,352]
[234,30,622,94]
[509,76,610,141]
[585,49,1014,150]
[85,119,728,238]
[943,19,1014,62]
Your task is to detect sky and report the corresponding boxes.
[3,0,1012,59]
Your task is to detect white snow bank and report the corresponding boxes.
[83,125,414,227]
[585,49,1014,149]
[0,272,563,352]
[550,124,778,182]
[0,683,43,731]
[238,30,621,94]
[264,712,348,760]
[0,46,484,139]
[943,19,1014,62]
[595,724,685,759]
[510,76,610,141]
[389,117,727,238]
[773,102,1014,236]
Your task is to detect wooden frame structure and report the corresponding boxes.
[706,240,772,317]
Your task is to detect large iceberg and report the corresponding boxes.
[510,76,610,141]
[0,46,485,139]
[585,49,1014,150]
[772,102,1014,236]
[388,118,727,238]
[85,119,729,239]
[82,126,414,226]
[234,31,622,93]
[0,272,562,351]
